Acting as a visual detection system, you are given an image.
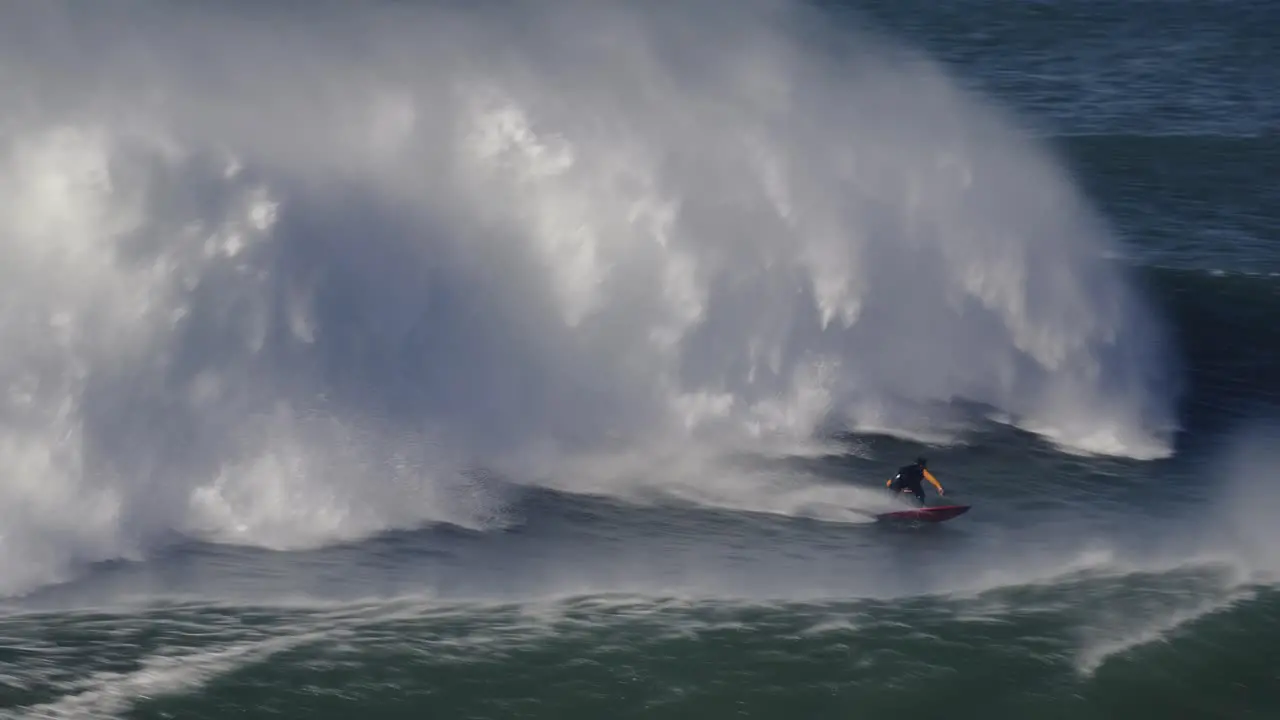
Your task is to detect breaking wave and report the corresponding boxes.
[0,0,1179,595]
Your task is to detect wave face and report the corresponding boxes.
[0,0,1179,595]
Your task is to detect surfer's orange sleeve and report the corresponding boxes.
[923,469,943,491]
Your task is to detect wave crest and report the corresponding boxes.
[0,0,1179,595]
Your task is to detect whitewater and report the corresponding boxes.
[0,0,1183,599]
[5,0,1280,717]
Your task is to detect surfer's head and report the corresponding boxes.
[916,456,928,468]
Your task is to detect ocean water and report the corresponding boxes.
[0,0,1277,717]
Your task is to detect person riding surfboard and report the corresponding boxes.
[886,456,945,507]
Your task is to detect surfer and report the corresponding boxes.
[886,456,945,507]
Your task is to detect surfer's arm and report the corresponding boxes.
[886,473,898,488]
[923,469,944,493]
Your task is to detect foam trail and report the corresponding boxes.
[0,0,1179,596]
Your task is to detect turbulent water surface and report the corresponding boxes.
[0,0,1278,717]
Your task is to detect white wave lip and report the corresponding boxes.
[0,0,1179,595]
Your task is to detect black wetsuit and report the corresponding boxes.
[889,463,928,506]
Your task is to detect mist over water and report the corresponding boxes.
[0,0,1181,597]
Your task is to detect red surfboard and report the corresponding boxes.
[875,504,970,523]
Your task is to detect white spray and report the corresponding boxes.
[0,0,1179,596]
